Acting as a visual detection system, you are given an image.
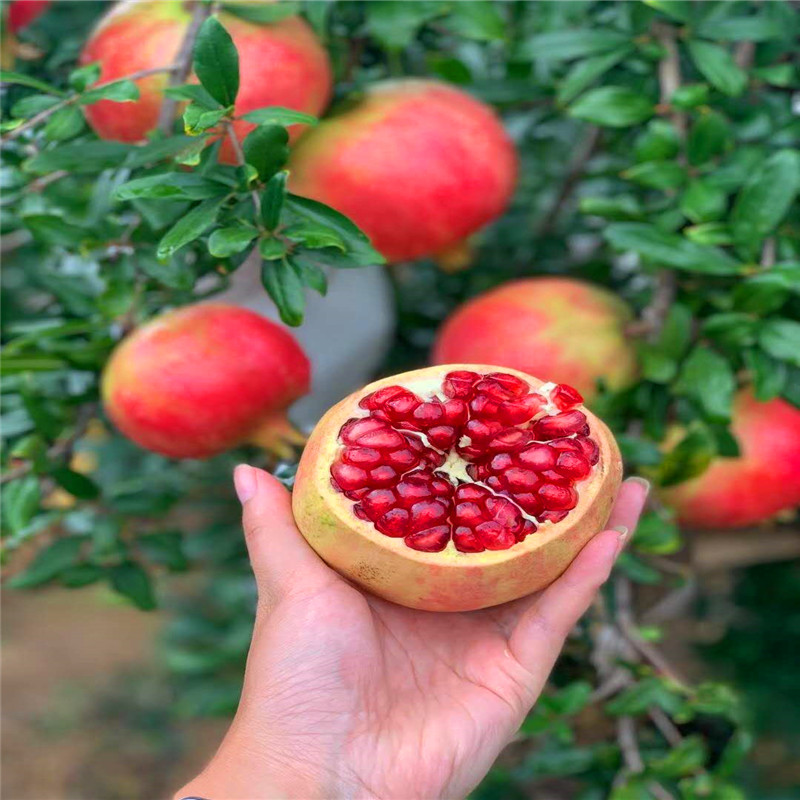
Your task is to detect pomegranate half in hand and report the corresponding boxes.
[293,366,622,611]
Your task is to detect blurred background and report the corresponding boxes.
[2,1,799,798]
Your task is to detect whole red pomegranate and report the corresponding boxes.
[664,391,800,529]
[288,79,518,263]
[7,0,51,32]
[80,0,332,162]
[432,277,637,402]
[293,366,622,611]
[102,304,310,459]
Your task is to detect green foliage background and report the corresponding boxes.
[2,1,799,797]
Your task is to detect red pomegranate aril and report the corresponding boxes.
[516,519,537,541]
[405,525,450,552]
[538,483,578,510]
[505,467,540,493]
[485,476,504,492]
[498,393,546,425]
[549,438,582,453]
[485,496,522,529]
[551,383,584,410]
[395,478,433,505]
[513,492,542,516]
[376,508,410,537]
[453,526,485,553]
[427,425,457,449]
[489,452,514,472]
[575,435,600,465]
[456,484,489,502]
[556,451,591,480]
[579,424,590,436]
[533,410,587,440]
[540,469,569,483]
[353,504,369,521]
[488,428,531,453]
[340,417,387,445]
[343,447,382,468]
[409,500,449,532]
[430,476,453,497]
[458,444,484,461]
[362,488,397,518]
[475,378,515,401]
[331,462,368,491]
[359,385,407,410]
[413,401,445,425]
[357,428,406,449]
[344,487,369,500]
[369,465,399,487]
[516,443,556,470]
[455,501,483,525]
[386,448,419,470]
[476,521,516,550]
[470,394,500,417]
[443,399,468,426]
[487,372,529,396]
[385,393,420,419]
[465,418,503,443]
[539,509,569,523]
[443,370,480,399]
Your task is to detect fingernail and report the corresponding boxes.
[613,525,629,556]
[626,476,651,496]
[233,464,256,504]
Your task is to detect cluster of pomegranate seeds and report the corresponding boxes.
[330,371,600,553]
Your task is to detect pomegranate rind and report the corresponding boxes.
[292,365,622,612]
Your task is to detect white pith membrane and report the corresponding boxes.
[329,370,600,554]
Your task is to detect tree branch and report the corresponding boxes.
[156,0,212,134]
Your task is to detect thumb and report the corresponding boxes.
[234,464,332,606]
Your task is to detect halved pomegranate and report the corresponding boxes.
[292,366,622,611]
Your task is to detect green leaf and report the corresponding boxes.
[744,349,787,401]
[284,195,384,266]
[124,135,203,168]
[730,149,800,255]
[634,120,681,162]
[193,16,240,107]
[163,83,222,107]
[207,225,257,257]
[606,677,684,716]
[183,103,229,135]
[523,29,630,61]
[557,46,633,105]
[687,110,730,166]
[675,346,735,421]
[261,171,287,230]
[109,562,157,610]
[687,40,748,97]
[657,427,716,487]
[604,223,741,275]
[733,266,800,314]
[444,1,505,42]
[115,173,226,201]
[43,106,85,141]
[157,198,224,259]
[285,224,345,251]
[695,15,786,42]
[671,83,710,109]
[633,512,682,555]
[366,1,444,50]
[642,0,692,22]
[651,734,708,777]
[23,215,87,246]
[622,161,686,190]
[59,564,105,588]
[242,124,289,181]
[680,180,727,224]
[11,93,61,118]
[569,86,653,127]
[759,319,800,367]
[260,257,305,326]
[9,537,83,589]
[289,252,328,296]
[138,531,187,572]
[2,475,42,535]
[258,236,286,260]
[50,467,100,500]
[220,0,299,24]
[0,69,66,96]
[240,106,318,127]
[579,195,643,221]
[752,63,797,88]
[685,222,732,246]
[69,62,101,92]
[26,141,133,174]
[80,79,139,105]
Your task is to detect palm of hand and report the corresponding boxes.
[183,469,646,800]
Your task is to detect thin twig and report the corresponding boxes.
[1,403,98,485]
[734,41,756,70]
[653,22,686,139]
[616,717,676,800]
[1,66,171,144]
[156,1,212,134]
[760,237,776,268]
[536,126,600,236]
[649,706,684,747]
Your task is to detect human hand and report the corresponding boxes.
[176,467,649,800]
